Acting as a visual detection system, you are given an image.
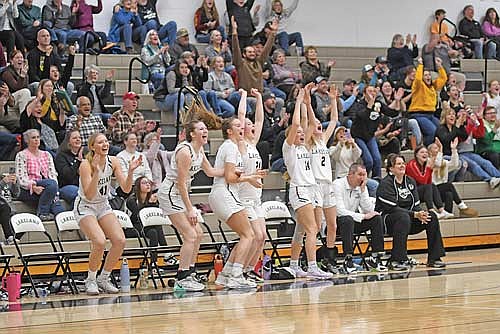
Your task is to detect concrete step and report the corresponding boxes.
[451,197,500,217]
[73,67,141,82]
[285,56,373,70]
[454,181,500,200]
[460,59,500,72]
[115,80,144,95]
[463,93,483,106]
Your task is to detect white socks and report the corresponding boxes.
[458,202,467,210]
[88,270,97,281]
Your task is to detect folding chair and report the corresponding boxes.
[10,213,75,297]
[262,201,296,266]
[0,240,14,278]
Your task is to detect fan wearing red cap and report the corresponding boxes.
[108,91,155,146]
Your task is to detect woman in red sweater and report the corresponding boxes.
[406,145,454,219]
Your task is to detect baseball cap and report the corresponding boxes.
[315,76,328,84]
[343,78,357,86]
[263,92,276,101]
[176,28,189,39]
[123,91,140,100]
[362,64,374,73]
[375,56,387,64]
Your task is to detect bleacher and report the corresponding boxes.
[2,45,500,274]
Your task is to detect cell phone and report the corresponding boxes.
[9,167,15,174]
[345,129,351,139]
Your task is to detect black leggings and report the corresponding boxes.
[384,209,445,262]
[0,203,13,239]
[417,184,443,211]
[436,182,462,213]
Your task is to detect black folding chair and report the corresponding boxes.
[0,240,14,278]
[10,213,75,297]
[262,201,296,266]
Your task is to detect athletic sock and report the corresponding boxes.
[231,263,244,277]
[88,270,97,281]
[458,202,467,210]
[308,261,318,270]
[222,262,233,275]
[290,260,299,268]
[99,270,111,280]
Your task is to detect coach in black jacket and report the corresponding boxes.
[375,153,446,270]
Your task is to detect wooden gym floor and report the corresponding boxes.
[2,249,500,333]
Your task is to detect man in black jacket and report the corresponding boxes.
[77,64,114,125]
[27,28,62,91]
[458,5,496,59]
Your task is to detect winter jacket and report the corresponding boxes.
[300,60,331,85]
[72,0,102,31]
[476,120,500,155]
[387,45,418,76]
[375,173,421,218]
[54,149,80,187]
[351,99,398,142]
[405,159,432,185]
[42,0,75,30]
[108,8,141,43]
[435,124,468,156]
[459,17,484,39]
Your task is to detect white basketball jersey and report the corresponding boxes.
[310,139,332,182]
[166,141,204,183]
[78,156,113,204]
[283,142,316,187]
[213,139,243,192]
[239,142,263,200]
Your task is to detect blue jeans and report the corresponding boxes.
[59,185,79,208]
[355,137,382,178]
[54,29,85,46]
[470,39,497,59]
[367,178,379,197]
[411,113,440,146]
[271,158,286,173]
[118,24,139,48]
[134,20,160,45]
[227,92,252,114]
[82,31,107,52]
[207,91,235,118]
[18,179,65,215]
[460,152,500,181]
[407,118,422,145]
[276,31,303,54]
[0,132,18,161]
[195,25,227,43]
[159,21,178,46]
[270,87,287,100]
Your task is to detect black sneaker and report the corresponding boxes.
[343,256,357,274]
[365,254,388,272]
[388,261,410,271]
[191,272,208,283]
[244,270,264,283]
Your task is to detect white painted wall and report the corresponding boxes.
[32,0,500,47]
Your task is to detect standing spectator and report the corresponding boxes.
[0,171,19,244]
[408,57,447,146]
[226,0,259,49]
[194,0,225,43]
[108,0,142,54]
[27,28,62,89]
[430,9,453,46]
[300,46,334,85]
[70,0,111,52]
[263,0,303,56]
[459,5,496,59]
[140,29,171,90]
[0,0,25,58]
[110,91,155,146]
[482,7,500,59]
[333,163,387,273]
[54,129,82,206]
[42,0,85,55]
[16,129,65,221]
[77,65,114,124]
[0,92,18,160]
[66,96,105,147]
[205,30,234,73]
[170,28,199,64]
[387,33,418,81]
[136,0,177,47]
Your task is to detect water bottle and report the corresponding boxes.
[213,254,223,279]
[2,183,11,203]
[220,244,230,263]
[139,269,149,290]
[40,288,48,305]
[120,258,130,292]
[148,81,155,94]
[54,192,60,204]
[74,41,80,53]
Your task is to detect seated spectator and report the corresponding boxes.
[140,29,171,90]
[376,154,446,269]
[459,5,496,59]
[375,117,402,159]
[483,80,500,117]
[27,28,62,90]
[271,49,300,98]
[358,64,376,92]
[339,78,359,123]
[372,56,390,86]
[437,104,500,187]
[476,106,500,168]
[42,0,85,55]
[116,132,152,197]
[430,9,453,46]
[77,65,114,124]
[333,163,387,273]
[2,50,34,121]
[38,78,70,138]
[126,176,167,254]
[253,21,278,56]
[194,0,226,43]
[17,0,48,50]
[205,30,234,73]
[49,44,76,97]
[170,28,199,64]
[110,91,154,146]
[0,0,25,59]
[396,65,416,110]
[428,138,478,217]
[260,92,288,170]
[442,85,464,114]
[0,172,20,244]
[136,0,177,47]
[408,57,447,146]
[405,145,454,219]
[300,46,334,85]
[204,56,238,118]
[180,52,212,112]
[143,129,169,190]
[108,0,142,54]
[263,0,303,56]
[71,0,111,52]
[378,81,421,148]
[226,0,259,49]
[351,85,398,178]
[16,128,65,221]
[54,129,82,206]
[482,7,500,59]
[66,96,105,147]
[387,33,418,81]
[311,77,337,127]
